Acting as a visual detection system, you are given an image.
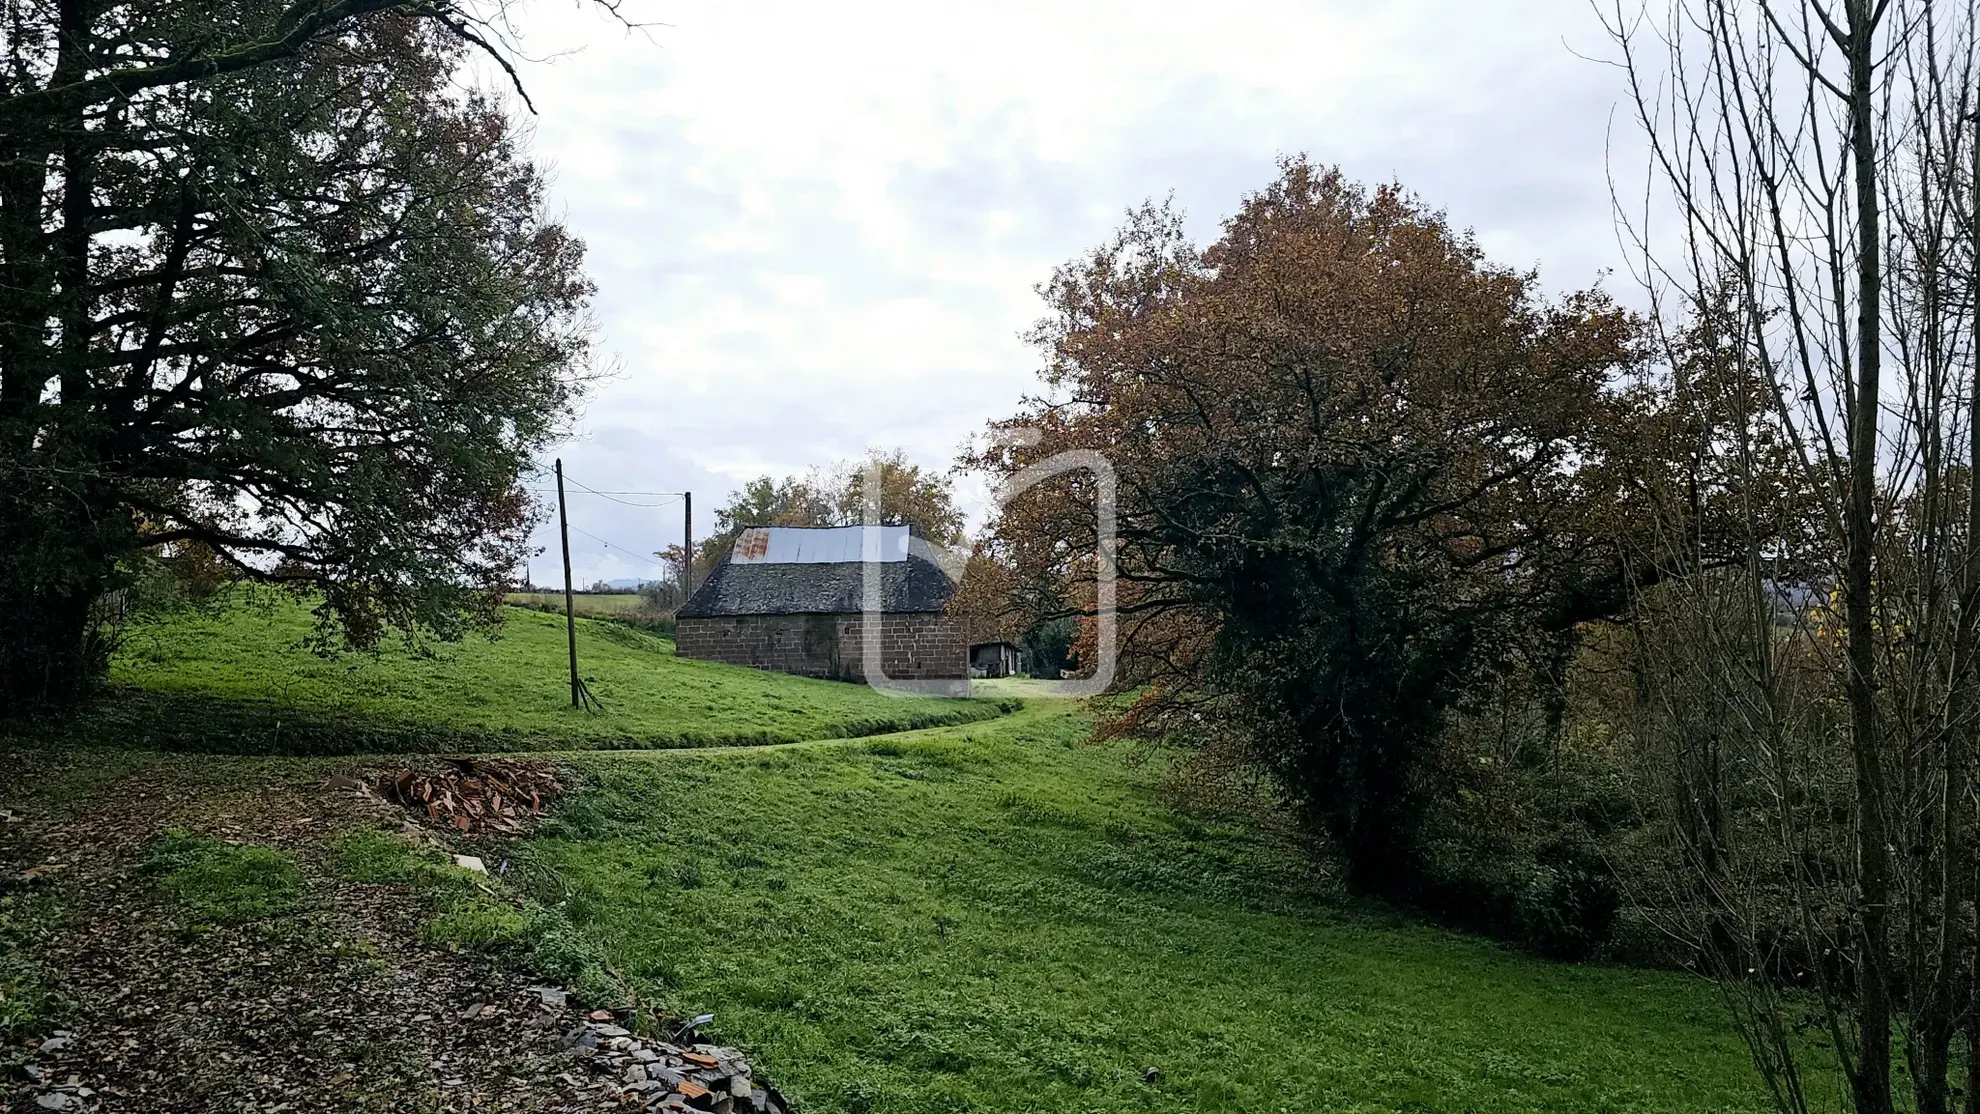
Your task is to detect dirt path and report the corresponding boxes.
[0,757,615,1113]
[530,697,1049,762]
[0,705,1039,1113]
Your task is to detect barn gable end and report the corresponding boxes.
[675,526,968,686]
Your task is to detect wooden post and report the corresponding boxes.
[683,491,694,601]
[556,459,579,709]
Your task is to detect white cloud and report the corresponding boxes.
[493,0,1637,582]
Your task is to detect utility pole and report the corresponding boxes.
[683,491,694,601]
[556,459,580,709]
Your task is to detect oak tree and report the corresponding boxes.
[0,2,596,710]
[971,160,1665,892]
[701,449,966,570]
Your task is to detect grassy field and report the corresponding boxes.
[96,593,1002,753]
[17,601,1814,1111]
[522,702,1809,1114]
[508,591,649,617]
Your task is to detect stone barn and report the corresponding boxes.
[675,525,967,686]
[969,640,1027,678]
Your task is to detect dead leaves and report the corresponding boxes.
[372,758,562,835]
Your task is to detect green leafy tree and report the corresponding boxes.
[833,449,965,545]
[714,475,839,536]
[0,5,597,711]
[701,450,965,570]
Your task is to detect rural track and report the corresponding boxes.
[532,695,1062,761]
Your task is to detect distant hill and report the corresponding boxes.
[519,579,664,593]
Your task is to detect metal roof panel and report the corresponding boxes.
[730,525,910,564]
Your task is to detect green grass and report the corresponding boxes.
[521,703,1810,1114]
[424,899,530,950]
[97,592,1003,753]
[330,827,465,887]
[330,827,614,994]
[508,592,674,637]
[148,829,306,927]
[331,829,526,951]
[331,828,559,958]
[8,598,1815,1109]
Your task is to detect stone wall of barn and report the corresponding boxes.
[675,611,968,685]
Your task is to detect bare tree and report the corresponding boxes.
[1602,1,1980,1110]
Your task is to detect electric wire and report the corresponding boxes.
[527,471,686,508]
[564,524,674,570]
[525,469,687,588]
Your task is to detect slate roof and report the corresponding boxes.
[678,547,958,618]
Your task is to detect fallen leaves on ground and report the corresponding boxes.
[373,759,562,836]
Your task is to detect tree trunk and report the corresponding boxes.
[0,575,108,715]
[1843,6,1893,1111]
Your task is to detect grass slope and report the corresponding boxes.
[524,703,1804,1114]
[101,594,1000,753]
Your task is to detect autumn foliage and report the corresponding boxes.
[971,160,1671,893]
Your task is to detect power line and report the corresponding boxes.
[564,523,672,569]
[527,487,681,495]
[528,470,687,508]
[526,486,684,508]
[527,486,682,494]
[523,468,691,582]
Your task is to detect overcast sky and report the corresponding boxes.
[499,0,1638,586]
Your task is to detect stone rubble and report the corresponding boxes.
[10,995,792,1113]
[553,1016,788,1114]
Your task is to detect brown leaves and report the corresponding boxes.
[375,757,562,835]
[968,158,1669,886]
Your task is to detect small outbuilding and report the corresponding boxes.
[969,640,1027,678]
[675,525,967,687]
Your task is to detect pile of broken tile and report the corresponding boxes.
[555,1012,787,1114]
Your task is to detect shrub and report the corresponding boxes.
[1511,853,1621,961]
[1405,682,1635,960]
